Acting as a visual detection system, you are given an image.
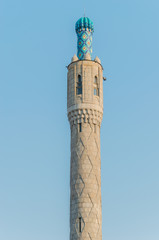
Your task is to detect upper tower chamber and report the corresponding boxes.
[67,17,103,120]
[76,17,94,60]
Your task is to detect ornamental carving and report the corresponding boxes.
[68,108,103,126]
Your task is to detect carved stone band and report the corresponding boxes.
[68,108,103,126]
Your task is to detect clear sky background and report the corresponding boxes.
[0,0,159,239]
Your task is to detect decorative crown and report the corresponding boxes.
[75,17,94,33]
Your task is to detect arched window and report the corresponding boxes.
[76,75,82,95]
[94,76,98,84]
[94,76,99,96]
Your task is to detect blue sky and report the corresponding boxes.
[0,0,159,239]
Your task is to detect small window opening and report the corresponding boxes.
[79,217,82,233]
[94,76,98,84]
[76,75,82,95]
[79,123,82,132]
[94,76,99,96]
[94,88,97,95]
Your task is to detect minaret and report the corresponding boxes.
[67,17,103,240]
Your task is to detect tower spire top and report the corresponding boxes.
[75,17,94,60]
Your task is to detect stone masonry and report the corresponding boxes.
[67,57,103,240]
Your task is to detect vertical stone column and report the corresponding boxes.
[67,59,103,240]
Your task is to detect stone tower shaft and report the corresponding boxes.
[67,17,103,240]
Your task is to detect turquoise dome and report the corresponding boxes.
[75,17,94,33]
